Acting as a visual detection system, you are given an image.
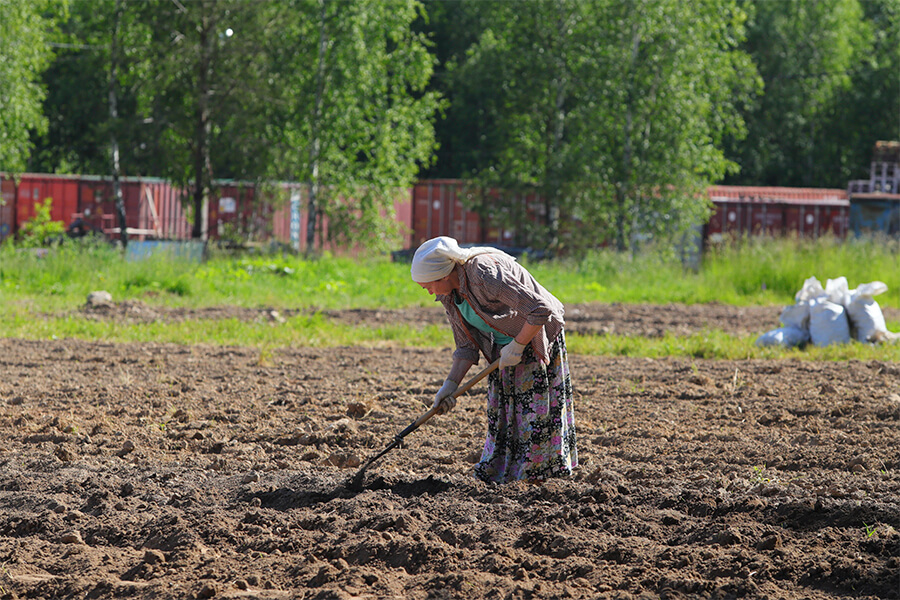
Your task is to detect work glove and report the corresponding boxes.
[432,379,459,415]
[500,340,526,369]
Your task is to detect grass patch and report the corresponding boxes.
[3,311,454,349]
[6,309,899,361]
[567,330,900,361]
[3,235,899,312]
[533,235,900,308]
[2,235,898,360]
[0,242,422,312]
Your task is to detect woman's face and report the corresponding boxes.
[418,273,456,296]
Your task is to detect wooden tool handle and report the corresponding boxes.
[452,358,501,399]
[398,358,500,438]
[349,358,503,488]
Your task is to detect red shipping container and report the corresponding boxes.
[706,186,848,242]
[271,183,414,253]
[143,179,191,239]
[75,176,191,240]
[15,174,81,227]
[210,182,260,239]
[411,180,526,248]
[0,175,15,242]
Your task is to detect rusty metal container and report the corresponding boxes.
[706,186,849,242]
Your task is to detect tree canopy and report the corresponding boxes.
[0,0,62,172]
[1,0,896,252]
[446,0,760,251]
[725,0,876,187]
[268,0,443,253]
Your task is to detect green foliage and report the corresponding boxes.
[566,329,900,361]
[0,310,453,350]
[749,465,771,484]
[824,0,900,185]
[136,0,281,178]
[126,0,284,238]
[3,235,899,312]
[271,0,444,254]
[2,237,900,362]
[725,0,879,187]
[415,0,491,179]
[0,241,184,307]
[0,0,65,171]
[522,235,899,311]
[121,272,192,297]
[442,0,760,253]
[699,235,900,307]
[4,302,899,361]
[19,0,898,259]
[16,198,66,247]
[188,254,422,309]
[29,0,153,175]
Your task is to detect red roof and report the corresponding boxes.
[708,185,847,200]
[850,192,900,201]
[709,185,848,203]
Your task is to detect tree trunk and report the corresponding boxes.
[616,28,641,252]
[543,2,570,252]
[192,3,214,241]
[109,0,127,248]
[305,175,319,255]
[305,0,329,256]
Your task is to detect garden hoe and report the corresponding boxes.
[347,358,500,491]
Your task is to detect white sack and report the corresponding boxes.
[795,276,825,304]
[755,326,810,348]
[780,274,822,334]
[808,297,851,347]
[779,303,810,330]
[846,281,889,342]
[824,277,851,307]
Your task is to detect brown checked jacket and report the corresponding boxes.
[433,251,565,366]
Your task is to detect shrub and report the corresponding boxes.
[17,198,66,248]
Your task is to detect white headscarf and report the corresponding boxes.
[410,236,510,283]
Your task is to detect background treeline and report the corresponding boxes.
[1,0,898,253]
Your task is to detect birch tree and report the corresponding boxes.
[271,0,443,254]
[0,0,62,172]
[448,0,759,253]
[131,0,279,239]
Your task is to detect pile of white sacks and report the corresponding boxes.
[756,276,898,348]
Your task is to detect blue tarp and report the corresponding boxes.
[850,199,900,236]
[125,240,207,262]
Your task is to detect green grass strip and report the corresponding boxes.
[3,236,899,312]
[2,311,452,349]
[567,330,900,361]
[5,310,899,361]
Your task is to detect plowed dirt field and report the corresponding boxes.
[0,302,898,600]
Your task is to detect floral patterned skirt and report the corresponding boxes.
[473,331,578,484]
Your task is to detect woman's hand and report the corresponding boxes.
[499,340,526,369]
[432,379,459,415]
[500,323,542,369]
